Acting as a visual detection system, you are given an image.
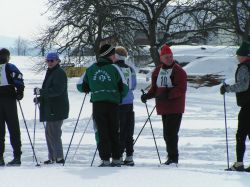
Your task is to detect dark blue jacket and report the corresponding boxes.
[0,62,24,97]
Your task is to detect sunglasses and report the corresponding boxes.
[46,60,56,63]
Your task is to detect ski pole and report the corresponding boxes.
[90,147,98,167]
[18,101,40,166]
[33,98,37,162]
[33,94,46,129]
[70,114,92,162]
[64,93,87,166]
[141,89,161,164]
[223,82,229,169]
[133,105,156,145]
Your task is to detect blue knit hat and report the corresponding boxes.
[46,52,60,61]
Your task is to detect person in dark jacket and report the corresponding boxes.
[141,44,187,165]
[34,52,69,164]
[77,44,128,167]
[0,48,24,166]
[220,41,250,172]
[114,46,137,166]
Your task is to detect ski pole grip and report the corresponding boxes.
[141,89,145,94]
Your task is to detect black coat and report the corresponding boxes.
[39,65,69,122]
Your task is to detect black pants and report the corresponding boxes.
[236,106,250,162]
[0,96,22,158]
[93,102,120,161]
[119,104,134,157]
[162,114,182,161]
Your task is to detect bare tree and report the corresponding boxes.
[212,0,250,42]
[35,0,224,66]
[118,0,220,65]
[15,36,29,56]
[35,0,123,63]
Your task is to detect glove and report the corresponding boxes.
[16,90,24,101]
[141,93,148,103]
[220,84,228,95]
[33,97,40,104]
[34,87,41,95]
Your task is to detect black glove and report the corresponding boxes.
[16,90,24,100]
[33,97,40,104]
[34,87,41,95]
[82,82,90,93]
[141,93,148,103]
[220,84,228,95]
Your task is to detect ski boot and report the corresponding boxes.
[226,162,244,171]
[111,159,121,167]
[56,158,65,164]
[0,157,5,166]
[98,160,111,167]
[164,158,178,165]
[7,157,21,166]
[44,159,55,165]
[123,156,134,166]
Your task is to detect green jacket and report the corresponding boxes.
[39,64,69,122]
[77,57,128,104]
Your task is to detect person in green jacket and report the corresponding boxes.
[34,52,69,164]
[77,44,128,167]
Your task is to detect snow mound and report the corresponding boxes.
[184,56,237,79]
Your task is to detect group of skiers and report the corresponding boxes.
[76,44,187,167]
[0,41,250,171]
[0,49,69,166]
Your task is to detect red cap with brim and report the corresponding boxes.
[160,44,173,57]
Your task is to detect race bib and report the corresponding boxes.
[121,67,132,89]
[0,64,8,86]
[156,68,173,88]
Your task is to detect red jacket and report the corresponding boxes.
[147,62,187,115]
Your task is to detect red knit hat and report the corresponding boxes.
[160,44,173,56]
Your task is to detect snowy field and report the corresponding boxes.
[1,46,250,187]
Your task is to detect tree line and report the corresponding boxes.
[33,0,250,66]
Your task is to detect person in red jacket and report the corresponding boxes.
[141,44,187,165]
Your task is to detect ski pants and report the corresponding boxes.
[162,113,182,161]
[45,120,64,160]
[236,106,250,162]
[119,104,135,157]
[93,102,120,161]
[0,96,22,158]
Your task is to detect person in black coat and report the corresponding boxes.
[0,48,24,166]
[221,41,250,172]
[34,52,69,165]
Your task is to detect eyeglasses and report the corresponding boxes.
[46,60,56,63]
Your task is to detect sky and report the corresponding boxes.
[0,0,49,39]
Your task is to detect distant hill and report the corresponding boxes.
[0,35,16,48]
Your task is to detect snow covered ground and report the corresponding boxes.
[1,46,250,187]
